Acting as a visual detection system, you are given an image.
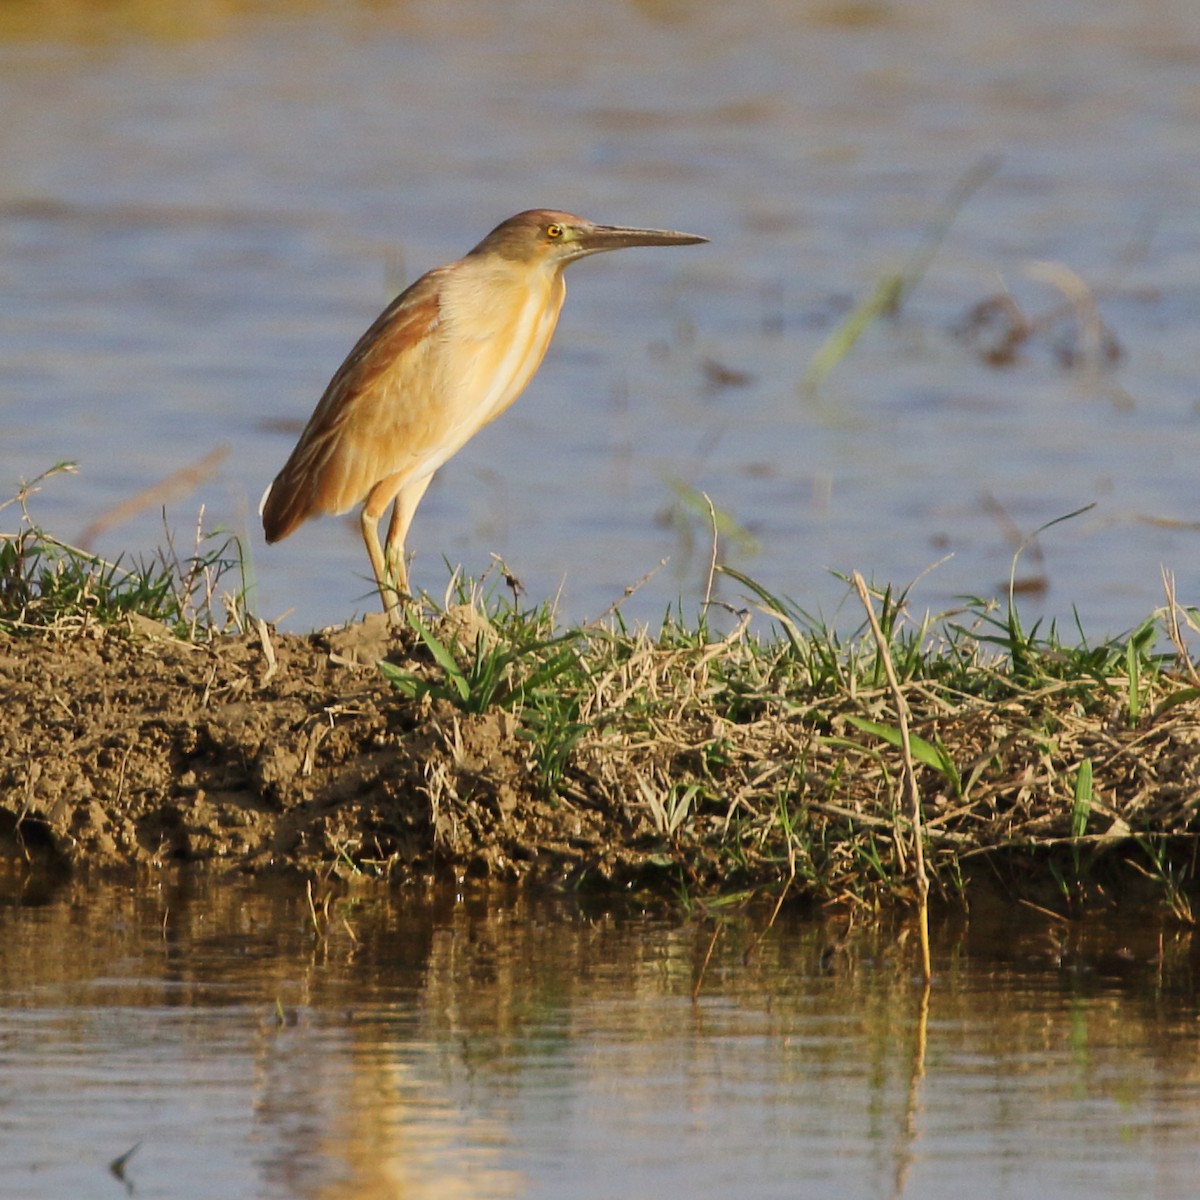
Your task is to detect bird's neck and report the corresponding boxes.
[445,255,565,334]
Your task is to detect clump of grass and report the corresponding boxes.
[378,559,1200,916]
[381,605,583,717]
[1,463,250,638]
[379,573,594,798]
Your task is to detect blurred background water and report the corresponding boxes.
[2,0,1199,634]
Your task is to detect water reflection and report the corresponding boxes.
[0,879,1197,1198]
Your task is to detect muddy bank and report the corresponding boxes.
[0,616,638,886]
[4,610,1200,915]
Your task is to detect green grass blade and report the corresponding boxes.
[1071,760,1093,839]
[845,715,962,797]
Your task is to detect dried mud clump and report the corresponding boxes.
[0,616,613,884]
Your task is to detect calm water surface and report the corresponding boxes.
[1,1,1200,636]
[1,880,1197,1199]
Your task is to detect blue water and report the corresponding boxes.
[2,0,1199,639]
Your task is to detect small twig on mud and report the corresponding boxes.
[113,744,133,809]
[257,617,278,684]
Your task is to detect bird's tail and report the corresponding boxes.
[260,468,309,544]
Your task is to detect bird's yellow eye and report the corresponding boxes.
[545,223,563,240]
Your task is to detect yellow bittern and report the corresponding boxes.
[261,208,706,621]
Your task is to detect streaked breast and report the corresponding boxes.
[427,259,566,466]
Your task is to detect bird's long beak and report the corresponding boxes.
[573,223,708,256]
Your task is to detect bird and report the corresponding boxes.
[260,208,706,623]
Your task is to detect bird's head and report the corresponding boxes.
[469,209,707,269]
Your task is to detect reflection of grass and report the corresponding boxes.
[1,462,250,637]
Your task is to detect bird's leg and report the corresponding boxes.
[382,474,433,609]
[360,507,404,624]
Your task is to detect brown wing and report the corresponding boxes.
[261,270,446,543]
